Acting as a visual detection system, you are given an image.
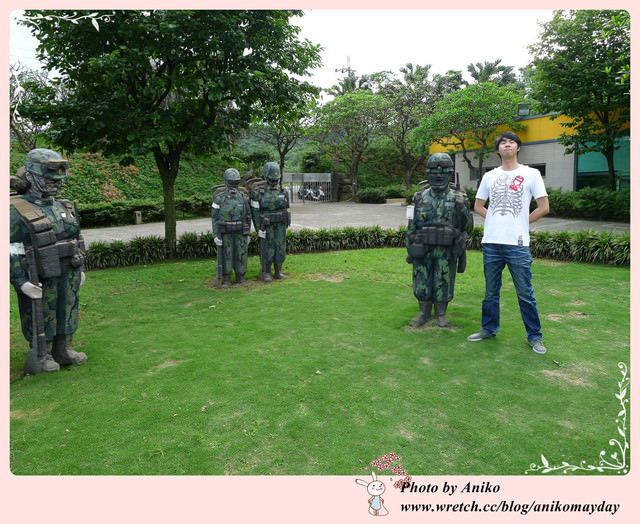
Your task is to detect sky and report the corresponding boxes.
[9,9,554,90]
[294,10,554,89]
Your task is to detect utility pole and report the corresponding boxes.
[335,56,356,75]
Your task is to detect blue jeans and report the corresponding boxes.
[481,243,542,341]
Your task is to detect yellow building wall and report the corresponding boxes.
[429,113,574,154]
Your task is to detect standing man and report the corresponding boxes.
[406,153,474,328]
[250,162,291,282]
[212,168,252,286]
[467,131,550,354]
[10,148,88,375]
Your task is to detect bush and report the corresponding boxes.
[547,187,630,221]
[84,225,629,271]
[356,188,386,203]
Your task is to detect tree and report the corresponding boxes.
[10,63,52,152]
[529,9,630,190]
[255,92,320,175]
[466,59,517,86]
[310,91,385,196]
[414,83,525,187]
[378,64,463,189]
[19,10,321,254]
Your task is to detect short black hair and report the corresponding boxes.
[495,131,522,151]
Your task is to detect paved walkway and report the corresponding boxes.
[82,201,630,245]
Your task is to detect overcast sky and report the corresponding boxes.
[295,10,554,89]
[10,9,554,89]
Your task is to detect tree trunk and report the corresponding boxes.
[153,149,180,257]
[605,143,617,191]
[405,164,417,190]
[351,151,362,196]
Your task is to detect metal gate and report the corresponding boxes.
[283,173,334,203]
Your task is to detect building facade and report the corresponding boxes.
[431,113,630,191]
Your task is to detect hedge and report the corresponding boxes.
[84,226,630,270]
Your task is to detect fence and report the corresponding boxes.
[283,173,335,203]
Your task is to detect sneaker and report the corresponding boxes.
[467,329,496,342]
[529,339,547,355]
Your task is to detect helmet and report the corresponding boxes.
[25,149,69,180]
[426,153,454,172]
[224,168,241,186]
[262,162,281,182]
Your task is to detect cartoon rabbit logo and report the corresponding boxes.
[355,470,389,516]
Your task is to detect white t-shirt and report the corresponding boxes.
[476,164,548,246]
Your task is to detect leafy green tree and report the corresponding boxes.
[19,10,321,254]
[310,91,385,196]
[414,83,525,187]
[379,64,463,189]
[529,9,630,190]
[10,63,53,153]
[255,92,320,175]
[466,59,517,86]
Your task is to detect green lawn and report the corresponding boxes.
[9,249,630,476]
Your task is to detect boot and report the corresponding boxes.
[24,346,60,375]
[260,265,272,282]
[235,273,246,284]
[434,302,450,328]
[410,301,432,327]
[52,334,88,366]
[222,274,232,287]
[273,263,288,280]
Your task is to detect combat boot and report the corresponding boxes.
[273,263,288,279]
[410,301,432,327]
[52,334,88,365]
[434,302,450,328]
[24,346,60,375]
[260,265,273,282]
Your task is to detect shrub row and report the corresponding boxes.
[77,196,212,228]
[84,226,629,270]
[361,185,630,223]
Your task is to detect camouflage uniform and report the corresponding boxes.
[211,168,252,285]
[10,149,87,375]
[407,153,473,327]
[251,162,290,282]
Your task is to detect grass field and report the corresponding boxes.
[9,248,630,476]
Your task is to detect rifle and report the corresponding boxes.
[22,246,50,375]
[215,237,223,288]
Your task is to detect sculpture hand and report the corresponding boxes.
[21,281,43,299]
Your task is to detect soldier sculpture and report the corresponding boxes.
[212,168,252,286]
[10,149,88,375]
[406,153,474,328]
[250,162,291,282]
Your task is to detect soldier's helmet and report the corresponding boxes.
[25,148,69,180]
[426,153,454,174]
[262,162,281,182]
[224,168,241,186]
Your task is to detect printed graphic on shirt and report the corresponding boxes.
[490,173,524,218]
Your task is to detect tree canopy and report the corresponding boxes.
[413,82,525,186]
[529,9,630,190]
[378,64,463,189]
[19,9,321,252]
[311,90,386,196]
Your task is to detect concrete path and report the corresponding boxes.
[81,201,630,245]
